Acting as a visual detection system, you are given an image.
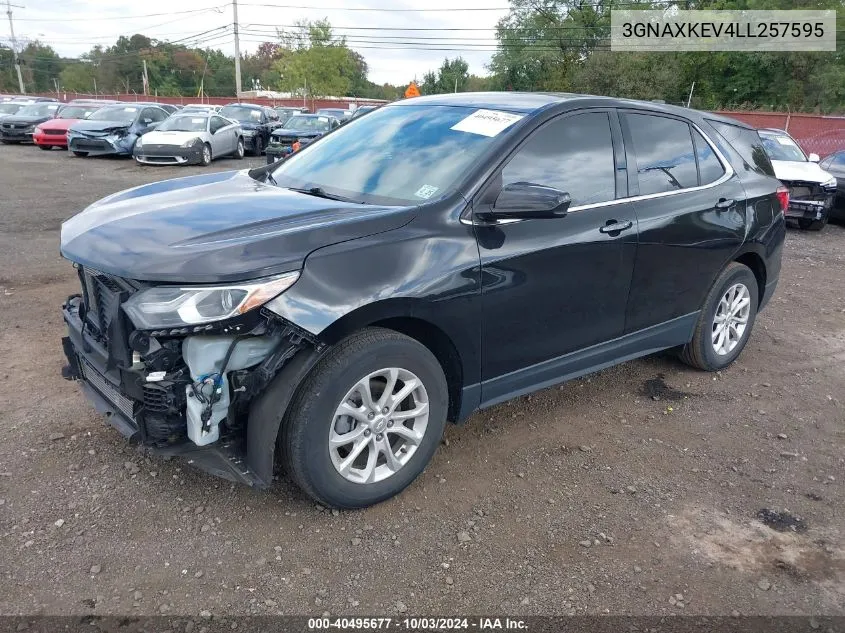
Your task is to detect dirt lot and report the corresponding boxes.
[0,143,843,618]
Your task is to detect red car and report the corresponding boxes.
[33,103,103,150]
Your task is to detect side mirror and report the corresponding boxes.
[488,182,571,220]
[808,152,820,163]
[142,118,153,125]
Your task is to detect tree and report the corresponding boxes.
[273,20,360,98]
[419,57,470,94]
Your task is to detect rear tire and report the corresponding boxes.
[72,151,88,157]
[679,262,759,372]
[234,137,245,159]
[280,328,448,509]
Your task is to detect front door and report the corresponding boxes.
[476,110,638,405]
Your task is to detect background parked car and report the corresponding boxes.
[180,104,221,114]
[273,106,308,125]
[316,107,352,122]
[218,103,274,155]
[758,128,837,231]
[0,101,63,144]
[34,103,103,150]
[67,104,169,157]
[134,112,244,166]
[818,150,845,224]
[265,114,340,163]
[133,101,179,115]
[0,101,28,121]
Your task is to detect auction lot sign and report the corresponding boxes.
[611,10,836,51]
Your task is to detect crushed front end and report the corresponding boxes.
[781,178,836,224]
[61,265,312,486]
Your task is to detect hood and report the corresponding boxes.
[140,129,204,145]
[771,160,834,185]
[36,118,79,131]
[70,119,131,133]
[60,170,413,283]
[272,127,323,139]
[2,114,53,126]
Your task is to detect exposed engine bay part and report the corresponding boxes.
[182,335,279,446]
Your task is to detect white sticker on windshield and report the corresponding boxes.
[191,118,205,124]
[451,109,523,137]
[414,184,439,199]
[318,116,329,122]
[776,136,796,146]
[124,107,138,112]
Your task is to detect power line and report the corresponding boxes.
[14,6,228,22]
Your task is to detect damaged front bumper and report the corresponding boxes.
[61,275,314,487]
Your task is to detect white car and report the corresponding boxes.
[133,113,244,166]
[758,128,837,230]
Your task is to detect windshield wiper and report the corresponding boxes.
[265,171,278,186]
[287,186,358,203]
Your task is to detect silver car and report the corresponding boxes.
[133,113,244,166]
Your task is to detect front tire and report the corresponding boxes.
[280,328,448,509]
[251,136,263,157]
[200,143,212,166]
[679,262,759,372]
[798,214,828,231]
[38,145,53,151]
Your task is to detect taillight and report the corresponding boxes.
[776,185,789,212]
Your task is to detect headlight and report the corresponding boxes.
[135,137,143,148]
[123,272,300,330]
[181,137,200,148]
[822,176,837,188]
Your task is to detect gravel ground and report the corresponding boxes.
[0,143,843,617]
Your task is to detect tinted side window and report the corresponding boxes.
[501,112,616,207]
[692,129,725,185]
[834,153,845,167]
[624,113,697,195]
[144,108,167,123]
[707,120,775,177]
[210,116,226,133]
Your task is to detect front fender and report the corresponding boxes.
[264,218,482,387]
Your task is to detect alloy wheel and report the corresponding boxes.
[202,145,211,165]
[712,283,751,356]
[328,367,430,484]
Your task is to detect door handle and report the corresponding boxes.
[599,220,634,234]
[715,198,735,210]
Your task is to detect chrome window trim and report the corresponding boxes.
[465,119,733,226]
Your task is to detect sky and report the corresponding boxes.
[7,0,512,86]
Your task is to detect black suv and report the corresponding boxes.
[60,93,785,509]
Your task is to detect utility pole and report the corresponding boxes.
[53,77,59,99]
[232,0,242,98]
[142,59,149,96]
[5,1,25,94]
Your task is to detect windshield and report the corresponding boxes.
[285,116,331,132]
[760,133,807,162]
[219,105,262,122]
[58,105,96,120]
[271,105,516,205]
[17,103,60,117]
[87,106,139,123]
[317,109,346,117]
[0,103,23,115]
[157,115,208,132]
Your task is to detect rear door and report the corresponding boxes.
[619,111,748,333]
[477,109,639,403]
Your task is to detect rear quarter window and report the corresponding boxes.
[707,120,775,178]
